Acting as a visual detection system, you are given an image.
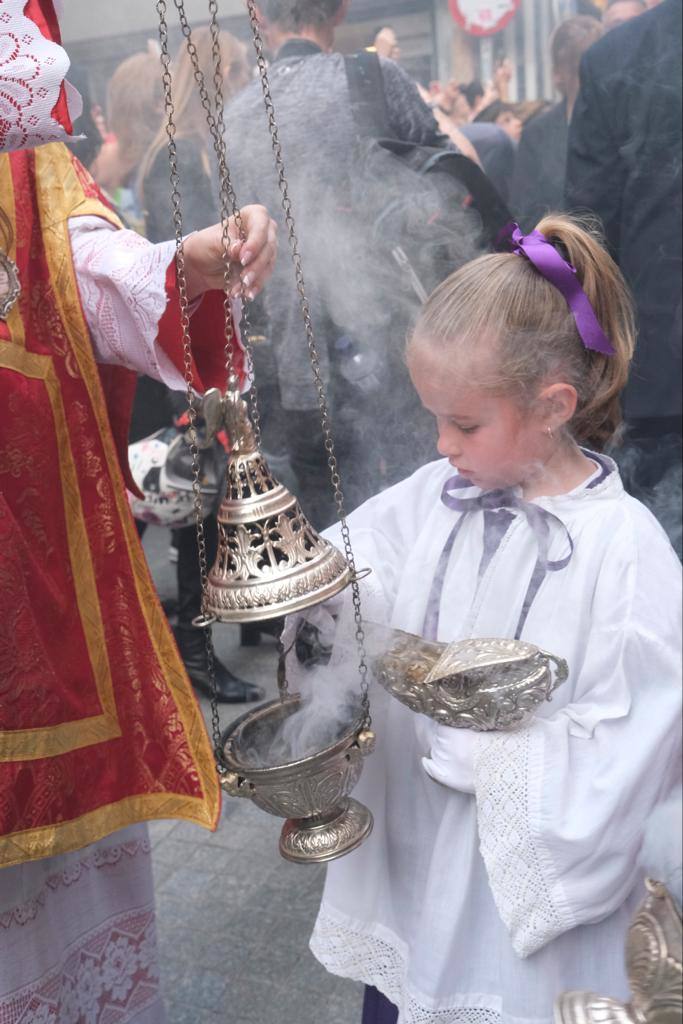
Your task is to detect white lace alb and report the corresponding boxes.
[0,829,161,1024]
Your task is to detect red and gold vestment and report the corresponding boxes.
[0,142,235,868]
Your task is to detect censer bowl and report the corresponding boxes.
[220,695,375,863]
[372,632,568,731]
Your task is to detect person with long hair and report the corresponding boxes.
[140,27,249,243]
[90,46,164,230]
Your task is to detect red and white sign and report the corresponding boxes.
[449,0,521,36]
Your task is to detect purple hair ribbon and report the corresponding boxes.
[497,222,615,357]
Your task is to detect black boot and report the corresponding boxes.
[240,617,284,648]
[174,626,264,704]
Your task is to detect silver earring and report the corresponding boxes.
[546,426,554,439]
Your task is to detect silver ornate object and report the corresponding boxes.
[203,387,351,623]
[373,632,568,730]
[156,0,373,859]
[221,694,375,863]
[0,251,20,320]
[555,879,682,1024]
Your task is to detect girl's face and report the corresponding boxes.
[409,346,549,491]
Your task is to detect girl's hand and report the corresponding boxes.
[182,204,278,302]
[422,724,478,794]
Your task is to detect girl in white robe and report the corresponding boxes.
[299,215,683,1024]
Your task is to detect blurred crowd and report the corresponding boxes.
[65,0,680,694]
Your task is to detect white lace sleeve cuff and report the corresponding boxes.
[473,729,575,958]
[69,216,186,389]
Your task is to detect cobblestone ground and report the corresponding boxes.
[143,525,364,1024]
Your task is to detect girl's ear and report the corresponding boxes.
[537,382,578,430]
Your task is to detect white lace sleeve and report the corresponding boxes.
[472,620,681,959]
[472,729,573,958]
[69,216,185,389]
[0,0,81,152]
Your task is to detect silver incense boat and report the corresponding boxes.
[372,631,568,730]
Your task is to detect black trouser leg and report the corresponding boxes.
[284,409,339,530]
[176,516,218,628]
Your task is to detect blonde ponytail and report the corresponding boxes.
[535,214,635,448]
[411,213,636,451]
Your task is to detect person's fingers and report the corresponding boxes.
[228,250,277,300]
[185,212,276,299]
[239,247,275,297]
[238,220,277,297]
[237,205,271,268]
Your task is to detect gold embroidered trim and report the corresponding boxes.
[32,143,219,837]
[0,344,121,760]
[0,790,216,869]
[0,156,26,351]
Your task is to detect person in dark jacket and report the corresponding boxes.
[224,0,483,524]
[137,28,266,700]
[565,0,682,553]
[510,16,603,231]
[459,121,516,204]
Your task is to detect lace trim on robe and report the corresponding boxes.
[311,906,505,1024]
[0,907,161,1024]
[473,730,575,958]
[0,832,161,1024]
[0,835,151,929]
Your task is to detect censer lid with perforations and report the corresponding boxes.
[204,388,351,622]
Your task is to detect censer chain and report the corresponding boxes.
[156,0,226,766]
[169,0,279,751]
[246,0,371,722]
[158,0,371,739]
[173,0,263,446]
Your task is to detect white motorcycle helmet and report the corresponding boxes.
[128,426,224,528]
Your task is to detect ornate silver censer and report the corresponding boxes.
[156,0,374,862]
[221,692,375,863]
[555,878,682,1024]
[372,630,568,730]
[202,387,351,623]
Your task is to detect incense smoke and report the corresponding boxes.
[239,608,395,768]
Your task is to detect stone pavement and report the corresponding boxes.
[143,525,364,1024]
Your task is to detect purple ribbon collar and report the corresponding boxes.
[423,455,612,642]
[423,475,573,641]
[497,222,615,357]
